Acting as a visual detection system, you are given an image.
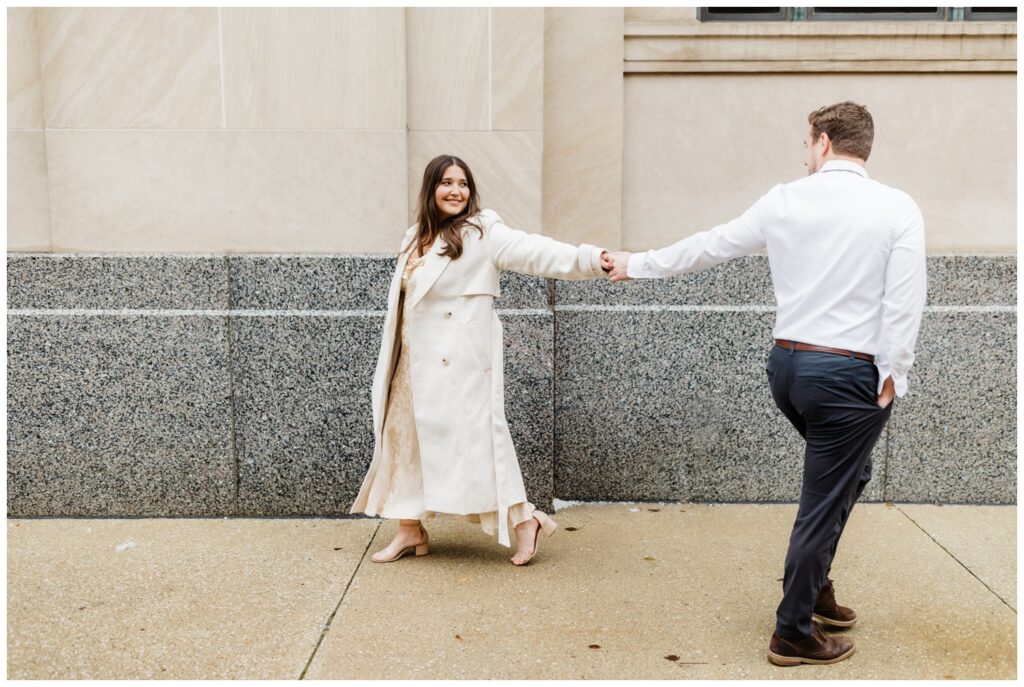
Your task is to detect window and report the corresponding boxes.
[806,7,946,21]
[699,7,791,21]
[699,7,1017,22]
[964,7,1017,20]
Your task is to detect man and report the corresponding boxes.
[603,101,926,666]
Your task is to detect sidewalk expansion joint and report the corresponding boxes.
[896,506,1016,613]
[298,520,381,679]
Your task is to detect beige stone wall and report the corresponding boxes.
[623,73,1017,253]
[6,7,1016,254]
[405,6,545,239]
[619,12,1016,253]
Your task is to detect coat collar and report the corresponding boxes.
[407,233,452,309]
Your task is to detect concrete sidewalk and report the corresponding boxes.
[6,503,1016,679]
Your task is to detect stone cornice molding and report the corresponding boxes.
[624,20,1018,73]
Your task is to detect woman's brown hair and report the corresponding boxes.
[411,154,482,260]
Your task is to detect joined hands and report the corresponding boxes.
[600,250,633,283]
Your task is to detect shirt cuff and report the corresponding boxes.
[626,251,648,278]
[876,362,909,398]
[892,373,909,398]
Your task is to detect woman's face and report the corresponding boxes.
[435,164,469,219]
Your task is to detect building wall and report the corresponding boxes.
[5,8,1017,513]
[6,8,547,254]
[9,7,1016,253]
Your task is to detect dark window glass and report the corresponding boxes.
[965,7,1017,20]
[807,7,946,21]
[700,7,790,21]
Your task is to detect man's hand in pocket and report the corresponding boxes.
[877,376,895,409]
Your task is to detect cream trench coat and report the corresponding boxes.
[351,209,606,546]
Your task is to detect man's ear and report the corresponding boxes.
[818,132,831,156]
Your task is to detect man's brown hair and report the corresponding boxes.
[808,101,874,161]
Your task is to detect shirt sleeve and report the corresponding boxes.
[874,200,927,397]
[626,185,778,279]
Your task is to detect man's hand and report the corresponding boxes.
[599,250,612,273]
[877,375,895,409]
[606,251,633,282]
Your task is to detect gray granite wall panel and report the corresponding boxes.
[557,256,775,306]
[499,313,555,512]
[924,255,1016,306]
[7,314,234,515]
[886,310,1016,503]
[228,255,394,310]
[7,254,227,310]
[6,254,1015,514]
[231,313,382,515]
[226,256,550,311]
[553,309,885,503]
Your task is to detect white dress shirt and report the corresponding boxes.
[627,159,927,397]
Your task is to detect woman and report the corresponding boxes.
[350,154,610,565]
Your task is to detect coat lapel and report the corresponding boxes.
[389,230,416,296]
[408,235,452,308]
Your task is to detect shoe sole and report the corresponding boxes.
[812,613,857,628]
[767,644,855,667]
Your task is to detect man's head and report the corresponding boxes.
[803,101,874,174]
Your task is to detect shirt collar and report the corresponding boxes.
[819,159,869,179]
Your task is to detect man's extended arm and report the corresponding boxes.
[610,186,779,281]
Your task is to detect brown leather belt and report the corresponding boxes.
[774,339,875,363]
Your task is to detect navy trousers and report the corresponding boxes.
[765,344,893,640]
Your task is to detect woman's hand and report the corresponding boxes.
[605,251,632,282]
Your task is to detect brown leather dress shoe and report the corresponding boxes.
[812,578,858,628]
[767,622,855,666]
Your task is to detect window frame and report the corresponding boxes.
[698,7,792,22]
[697,7,1018,23]
[805,7,948,22]
[963,7,1018,21]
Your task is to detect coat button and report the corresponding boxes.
[442,357,449,366]
[444,311,452,318]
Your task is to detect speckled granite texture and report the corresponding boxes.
[227,255,550,311]
[7,314,234,515]
[228,255,393,311]
[886,311,1016,503]
[7,254,227,310]
[6,254,1015,515]
[557,255,775,306]
[499,313,555,512]
[923,255,1016,306]
[554,255,1015,505]
[230,313,382,516]
[554,309,867,503]
[7,254,555,516]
